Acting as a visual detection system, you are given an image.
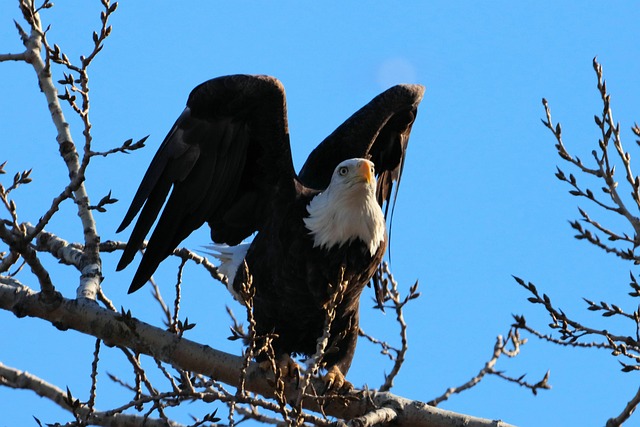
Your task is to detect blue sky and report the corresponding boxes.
[2,2,640,426]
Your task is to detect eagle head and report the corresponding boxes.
[304,158,386,256]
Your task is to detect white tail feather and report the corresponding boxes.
[203,243,250,302]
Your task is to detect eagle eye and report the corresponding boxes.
[338,166,349,176]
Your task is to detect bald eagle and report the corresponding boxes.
[116,75,424,389]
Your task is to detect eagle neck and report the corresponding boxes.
[303,184,385,256]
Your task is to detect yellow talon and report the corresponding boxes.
[322,365,353,393]
[259,354,300,379]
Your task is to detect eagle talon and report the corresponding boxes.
[260,354,300,380]
[322,366,353,394]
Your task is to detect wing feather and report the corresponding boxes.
[299,83,424,211]
[117,75,293,293]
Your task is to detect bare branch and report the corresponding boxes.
[337,405,398,427]
[90,135,149,157]
[513,276,638,352]
[606,386,640,427]
[428,330,548,407]
[0,221,57,298]
[16,0,103,299]
[85,338,101,422]
[98,240,225,284]
[515,60,640,426]
[0,52,27,61]
[0,361,188,427]
[542,59,640,261]
[378,262,414,392]
[0,278,516,427]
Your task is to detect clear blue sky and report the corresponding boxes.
[2,2,640,426]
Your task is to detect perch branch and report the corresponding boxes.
[0,278,517,427]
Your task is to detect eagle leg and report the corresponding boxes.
[322,365,353,394]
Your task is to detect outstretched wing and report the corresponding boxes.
[298,83,424,214]
[117,75,294,293]
[298,83,424,309]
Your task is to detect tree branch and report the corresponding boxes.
[0,52,27,61]
[17,0,102,300]
[516,58,640,425]
[0,362,187,427]
[0,279,516,427]
[606,386,640,427]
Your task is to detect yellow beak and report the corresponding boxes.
[357,161,374,184]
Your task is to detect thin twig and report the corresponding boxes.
[86,338,101,422]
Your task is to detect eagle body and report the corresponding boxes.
[234,162,386,374]
[117,75,424,386]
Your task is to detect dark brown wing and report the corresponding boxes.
[298,83,424,309]
[298,83,424,211]
[116,75,294,293]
